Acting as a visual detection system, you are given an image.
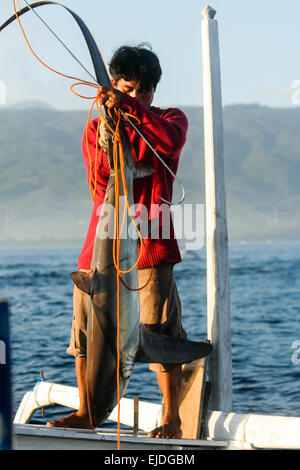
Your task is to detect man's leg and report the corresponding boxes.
[47,356,91,428]
[138,264,186,439]
[148,366,182,439]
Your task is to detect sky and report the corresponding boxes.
[1,0,300,110]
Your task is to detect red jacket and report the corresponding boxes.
[78,93,188,270]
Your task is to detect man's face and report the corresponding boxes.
[112,78,155,108]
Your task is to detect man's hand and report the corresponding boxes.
[98,86,122,109]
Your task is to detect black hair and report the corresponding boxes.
[109,43,162,93]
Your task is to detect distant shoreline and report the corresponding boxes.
[1,239,300,249]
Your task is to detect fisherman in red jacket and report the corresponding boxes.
[47,44,188,439]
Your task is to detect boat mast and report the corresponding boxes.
[201,5,232,411]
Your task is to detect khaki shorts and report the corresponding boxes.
[67,264,187,372]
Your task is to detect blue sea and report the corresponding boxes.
[1,242,300,424]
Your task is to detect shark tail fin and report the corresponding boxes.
[135,324,212,365]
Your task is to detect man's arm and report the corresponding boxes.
[81,118,110,195]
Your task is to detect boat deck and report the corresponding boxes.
[14,424,229,450]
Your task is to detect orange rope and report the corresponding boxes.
[13,1,92,84]
[13,1,154,450]
[109,110,154,447]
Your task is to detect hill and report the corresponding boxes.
[0,104,300,245]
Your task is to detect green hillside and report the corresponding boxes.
[0,104,300,245]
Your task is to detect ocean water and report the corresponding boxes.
[1,242,300,424]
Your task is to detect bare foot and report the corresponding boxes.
[148,419,182,439]
[46,411,93,429]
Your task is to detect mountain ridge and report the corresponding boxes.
[1,103,300,245]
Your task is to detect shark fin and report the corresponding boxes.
[135,324,212,364]
[70,268,96,295]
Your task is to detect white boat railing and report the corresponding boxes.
[14,381,162,433]
[14,381,300,449]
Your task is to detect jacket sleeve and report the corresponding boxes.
[81,119,110,199]
[119,94,188,158]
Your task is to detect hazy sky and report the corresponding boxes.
[1,0,300,110]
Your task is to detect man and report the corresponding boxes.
[47,44,188,439]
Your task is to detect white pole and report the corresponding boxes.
[201,5,232,411]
